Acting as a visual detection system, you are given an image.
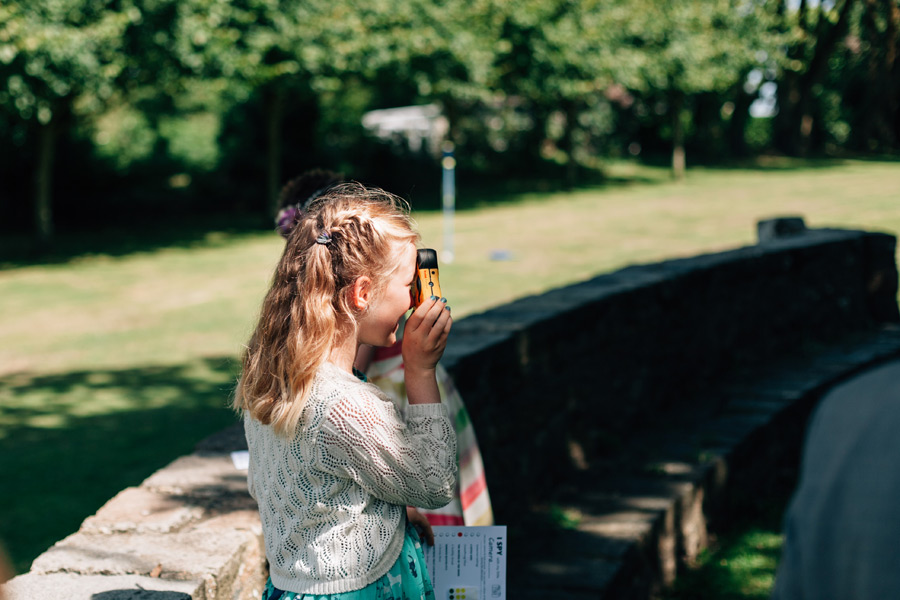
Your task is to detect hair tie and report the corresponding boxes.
[275,205,303,237]
[315,230,332,245]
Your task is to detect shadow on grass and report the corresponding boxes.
[6,156,894,271]
[701,155,862,171]
[0,214,270,271]
[2,164,675,270]
[0,357,241,574]
[450,166,672,212]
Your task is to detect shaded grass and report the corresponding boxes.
[0,358,239,573]
[0,214,271,271]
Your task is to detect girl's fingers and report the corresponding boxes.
[406,297,439,332]
[427,306,451,342]
[443,312,453,334]
[428,301,452,338]
[419,297,445,331]
[405,297,451,356]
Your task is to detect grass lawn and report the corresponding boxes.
[665,526,784,600]
[1,158,899,585]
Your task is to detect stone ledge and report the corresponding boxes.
[32,524,255,580]
[141,454,250,499]
[2,573,203,600]
[5,444,263,600]
[81,488,204,535]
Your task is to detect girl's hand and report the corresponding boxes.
[407,506,435,546]
[402,296,452,376]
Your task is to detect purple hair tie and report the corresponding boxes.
[276,205,302,237]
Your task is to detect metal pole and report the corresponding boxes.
[441,141,456,263]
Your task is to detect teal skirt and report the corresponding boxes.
[261,523,435,600]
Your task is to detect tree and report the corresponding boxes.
[812,0,900,153]
[0,1,135,244]
[313,0,503,156]
[493,0,624,186]
[162,0,323,216]
[846,0,900,152]
[772,0,860,156]
[609,0,781,178]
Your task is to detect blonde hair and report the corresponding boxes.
[235,183,419,436]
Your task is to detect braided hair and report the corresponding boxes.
[237,182,419,436]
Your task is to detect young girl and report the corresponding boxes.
[276,170,494,528]
[236,183,457,599]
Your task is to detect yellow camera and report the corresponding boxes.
[411,248,442,306]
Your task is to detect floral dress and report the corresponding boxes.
[261,522,435,600]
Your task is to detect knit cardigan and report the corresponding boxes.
[244,361,457,595]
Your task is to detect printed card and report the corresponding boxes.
[422,526,507,600]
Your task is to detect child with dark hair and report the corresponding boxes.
[275,169,346,238]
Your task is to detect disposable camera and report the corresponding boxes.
[411,248,442,306]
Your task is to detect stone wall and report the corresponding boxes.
[4,218,898,599]
[442,220,899,522]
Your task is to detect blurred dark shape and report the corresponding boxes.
[772,360,900,600]
[757,216,807,244]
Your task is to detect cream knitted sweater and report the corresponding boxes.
[244,361,457,594]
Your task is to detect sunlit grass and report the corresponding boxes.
[418,158,900,319]
[665,528,784,599]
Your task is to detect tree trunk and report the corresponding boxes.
[799,0,856,154]
[858,0,900,150]
[888,0,900,148]
[671,92,686,180]
[34,119,57,248]
[773,68,801,154]
[775,0,858,155]
[562,101,578,190]
[442,96,460,147]
[728,81,755,157]
[266,86,286,219]
[773,0,807,154]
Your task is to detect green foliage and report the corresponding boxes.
[768,0,900,156]
[601,0,787,173]
[665,528,783,600]
[745,117,775,153]
[92,104,157,168]
[0,1,136,124]
[824,0,900,153]
[1,0,898,237]
[615,0,782,94]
